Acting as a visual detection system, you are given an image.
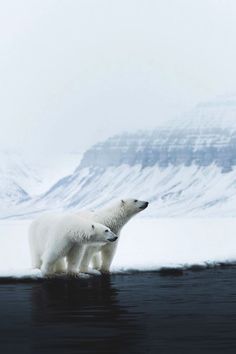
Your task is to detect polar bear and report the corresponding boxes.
[28,213,118,276]
[77,198,149,274]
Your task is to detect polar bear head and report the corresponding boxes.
[90,222,118,243]
[120,198,149,217]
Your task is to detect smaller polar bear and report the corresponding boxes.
[28,213,117,276]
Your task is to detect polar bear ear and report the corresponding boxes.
[92,224,95,229]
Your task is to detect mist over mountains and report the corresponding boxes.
[2,96,236,218]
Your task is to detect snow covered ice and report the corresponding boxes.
[1,218,236,278]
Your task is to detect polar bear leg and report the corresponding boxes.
[92,253,101,270]
[100,243,118,273]
[41,258,56,276]
[41,240,71,276]
[67,245,85,274]
[53,258,66,273]
[31,253,42,269]
[80,246,98,273]
[29,241,42,269]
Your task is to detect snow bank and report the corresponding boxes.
[0,218,236,278]
[113,218,236,271]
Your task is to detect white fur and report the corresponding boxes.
[77,198,148,273]
[28,213,117,276]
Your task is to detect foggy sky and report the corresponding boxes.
[1,0,236,155]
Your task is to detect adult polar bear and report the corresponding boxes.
[78,198,149,273]
[29,213,118,276]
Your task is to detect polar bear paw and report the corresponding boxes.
[87,268,102,276]
[78,272,91,279]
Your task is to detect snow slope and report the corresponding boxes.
[25,96,236,217]
[0,152,38,211]
[3,96,236,218]
[0,151,82,216]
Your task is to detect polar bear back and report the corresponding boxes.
[29,213,60,257]
[29,213,94,258]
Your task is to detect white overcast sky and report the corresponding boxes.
[1,0,236,154]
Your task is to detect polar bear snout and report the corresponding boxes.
[106,232,118,243]
[107,235,118,242]
[139,201,149,210]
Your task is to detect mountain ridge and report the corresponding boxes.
[3,96,236,218]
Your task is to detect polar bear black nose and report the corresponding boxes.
[140,201,149,209]
[108,236,118,242]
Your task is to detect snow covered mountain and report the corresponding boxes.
[23,96,236,218]
[0,152,82,216]
[0,152,39,212]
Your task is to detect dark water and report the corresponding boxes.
[1,268,236,354]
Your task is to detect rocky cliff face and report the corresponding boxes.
[80,96,236,172]
[80,128,236,172]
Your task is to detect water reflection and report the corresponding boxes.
[30,277,143,354]
[2,270,236,353]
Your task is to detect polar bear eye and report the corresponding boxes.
[134,200,138,203]
[105,229,109,233]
